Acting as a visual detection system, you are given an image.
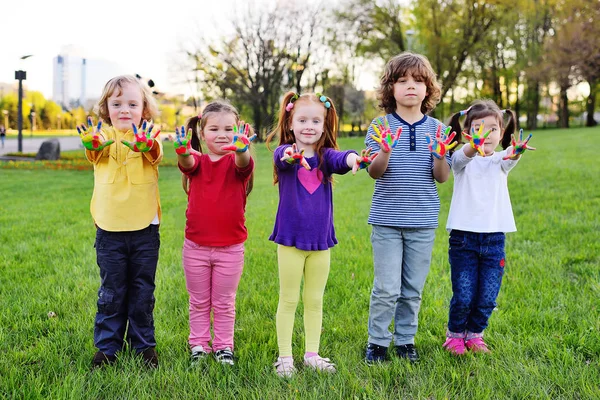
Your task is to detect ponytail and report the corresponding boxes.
[181,115,203,194]
[447,111,464,152]
[501,109,517,149]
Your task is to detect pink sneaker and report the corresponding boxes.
[274,357,296,378]
[443,337,466,355]
[465,337,490,353]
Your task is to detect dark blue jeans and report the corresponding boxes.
[94,225,160,355]
[447,230,505,334]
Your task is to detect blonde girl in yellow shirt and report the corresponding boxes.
[78,75,162,369]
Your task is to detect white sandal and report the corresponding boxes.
[274,357,296,378]
[304,355,336,373]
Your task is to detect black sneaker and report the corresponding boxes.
[141,347,159,368]
[190,345,208,365]
[396,344,419,363]
[92,351,116,368]
[365,343,388,364]
[214,347,235,366]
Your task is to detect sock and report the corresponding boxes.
[304,352,318,359]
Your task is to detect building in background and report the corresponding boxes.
[52,46,122,109]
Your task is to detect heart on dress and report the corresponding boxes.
[297,167,323,194]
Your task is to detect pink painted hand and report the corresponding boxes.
[352,148,378,175]
[121,120,161,152]
[463,122,491,157]
[370,117,402,153]
[77,117,114,151]
[221,122,257,152]
[174,125,192,156]
[280,143,311,170]
[503,129,536,160]
[425,125,457,159]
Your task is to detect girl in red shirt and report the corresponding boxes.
[174,100,255,366]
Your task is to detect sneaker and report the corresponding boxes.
[91,351,116,368]
[141,347,159,368]
[465,337,490,353]
[443,337,466,355]
[214,347,235,365]
[304,355,336,373]
[190,345,208,364]
[395,344,419,363]
[274,356,296,378]
[365,343,388,364]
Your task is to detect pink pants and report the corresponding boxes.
[182,238,244,352]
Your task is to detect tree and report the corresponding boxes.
[184,3,322,138]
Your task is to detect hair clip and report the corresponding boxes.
[316,93,331,109]
[501,109,508,114]
[286,93,299,112]
[459,106,472,116]
[198,113,202,119]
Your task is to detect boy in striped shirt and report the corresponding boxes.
[364,52,452,363]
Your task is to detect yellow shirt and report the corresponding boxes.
[85,126,162,231]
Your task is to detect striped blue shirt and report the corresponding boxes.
[365,112,450,228]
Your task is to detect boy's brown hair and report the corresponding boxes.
[377,52,442,115]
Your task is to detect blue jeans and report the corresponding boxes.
[367,225,436,346]
[94,225,160,355]
[447,230,505,334]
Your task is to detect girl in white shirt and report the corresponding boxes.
[442,100,535,355]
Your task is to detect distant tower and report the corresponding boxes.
[80,58,87,106]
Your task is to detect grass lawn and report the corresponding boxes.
[0,127,598,399]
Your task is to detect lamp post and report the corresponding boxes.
[15,55,33,153]
[405,29,415,51]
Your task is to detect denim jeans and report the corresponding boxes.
[367,225,436,346]
[447,230,505,334]
[94,225,160,355]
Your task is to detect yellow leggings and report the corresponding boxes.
[276,245,331,357]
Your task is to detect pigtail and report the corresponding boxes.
[181,115,203,194]
[244,122,256,196]
[501,109,517,149]
[447,111,464,151]
[267,91,299,184]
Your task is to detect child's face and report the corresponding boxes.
[393,74,427,111]
[201,112,237,155]
[291,102,325,151]
[471,115,502,156]
[107,83,144,132]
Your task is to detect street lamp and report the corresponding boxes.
[405,29,415,51]
[15,54,33,152]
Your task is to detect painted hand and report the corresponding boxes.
[463,121,491,157]
[280,143,311,170]
[352,148,378,175]
[503,129,536,160]
[174,125,192,156]
[425,125,457,159]
[221,122,257,152]
[121,120,161,152]
[370,117,402,153]
[77,117,114,151]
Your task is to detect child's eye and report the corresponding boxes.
[300,119,306,123]
[313,120,320,124]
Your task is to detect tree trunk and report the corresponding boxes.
[586,79,598,127]
[526,79,540,130]
[558,85,569,128]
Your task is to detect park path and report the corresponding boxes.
[0,136,83,156]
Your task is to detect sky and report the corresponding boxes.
[1,0,380,101]
[0,0,257,99]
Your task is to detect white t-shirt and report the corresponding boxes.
[446,145,519,233]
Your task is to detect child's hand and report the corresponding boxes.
[221,122,257,152]
[352,148,378,175]
[121,120,161,152]
[425,126,457,159]
[503,129,536,160]
[463,121,491,157]
[370,117,402,153]
[174,126,192,156]
[280,143,311,170]
[77,117,114,151]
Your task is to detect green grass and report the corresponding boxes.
[1,127,599,399]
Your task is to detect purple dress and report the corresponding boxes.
[269,145,356,251]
